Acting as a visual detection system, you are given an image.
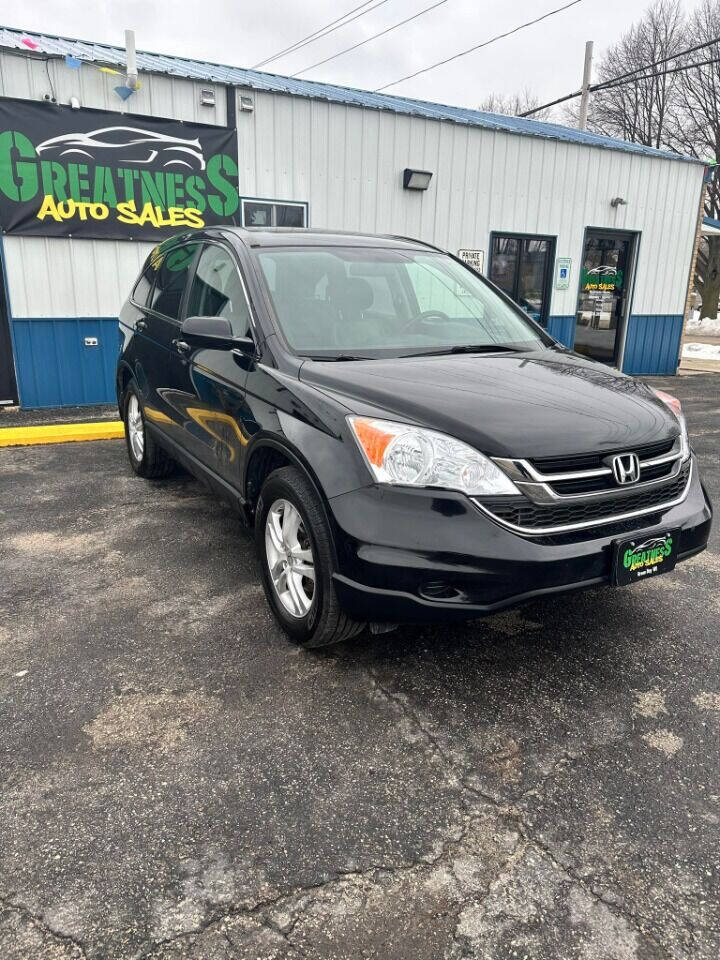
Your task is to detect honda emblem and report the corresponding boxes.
[610,453,641,486]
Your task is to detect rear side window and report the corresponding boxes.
[132,263,154,307]
[187,244,252,337]
[147,243,198,320]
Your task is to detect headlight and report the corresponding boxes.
[347,416,519,496]
[651,388,690,461]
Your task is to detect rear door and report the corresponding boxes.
[139,241,200,443]
[176,240,256,487]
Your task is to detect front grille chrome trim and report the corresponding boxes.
[494,438,684,505]
[472,460,693,536]
[513,457,684,505]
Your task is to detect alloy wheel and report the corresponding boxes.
[127,394,145,463]
[265,499,316,618]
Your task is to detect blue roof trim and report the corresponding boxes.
[0,25,701,164]
[703,216,720,229]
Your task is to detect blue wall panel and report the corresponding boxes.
[547,315,576,348]
[12,318,120,408]
[621,315,683,376]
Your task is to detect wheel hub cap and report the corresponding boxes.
[265,499,315,618]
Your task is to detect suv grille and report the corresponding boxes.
[530,437,676,474]
[477,460,690,534]
[531,437,677,497]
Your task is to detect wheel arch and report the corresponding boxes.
[244,436,342,566]
[116,361,134,413]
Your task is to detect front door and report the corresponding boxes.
[0,259,18,405]
[489,233,555,327]
[178,241,255,487]
[574,230,636,365]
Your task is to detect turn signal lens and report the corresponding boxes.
[651,388,682,418]
[651,388,690,461]
[347,416,520,496]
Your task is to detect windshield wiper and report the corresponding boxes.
[400,344,528,358]
[304,353,374,362]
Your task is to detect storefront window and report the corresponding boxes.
[489,233,555,327]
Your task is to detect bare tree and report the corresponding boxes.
[563,0,686,148]
[478,89,554,122]
[666,0,720,319]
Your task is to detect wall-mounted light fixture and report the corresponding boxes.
[239,96,254,112]
[610,196,627,208]
[403,168,433,191]
[200,88,216,106]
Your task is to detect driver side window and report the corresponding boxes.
[187,244,252,338]
[404,261,480,320]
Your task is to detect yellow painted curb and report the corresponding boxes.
[0,420,125,447]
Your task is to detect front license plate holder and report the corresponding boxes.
[613,528,680,586]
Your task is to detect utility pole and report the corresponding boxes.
[578,40,593,130]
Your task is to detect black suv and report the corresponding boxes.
[117,228,712,647]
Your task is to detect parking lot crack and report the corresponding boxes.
[514,829,675,959]
[366,668,507,811]
[0,891,89,959]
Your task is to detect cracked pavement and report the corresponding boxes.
[1,373,718,959]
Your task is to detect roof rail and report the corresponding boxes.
[382,234,447,253]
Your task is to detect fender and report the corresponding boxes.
[243,433,349,566]
[243,432,330,507]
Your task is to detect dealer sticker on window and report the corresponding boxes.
[613,529,680,586]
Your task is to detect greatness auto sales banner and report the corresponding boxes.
[0,98,240,240]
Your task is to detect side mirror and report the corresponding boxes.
[180,315,255,354]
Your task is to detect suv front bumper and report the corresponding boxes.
[327,455,713,623]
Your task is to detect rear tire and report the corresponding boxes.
[123,384,176,479]
[255,466,365,648]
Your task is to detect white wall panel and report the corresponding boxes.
[4,237,152,317]
[0,65,704,324]
[233,89,703,318]
[0,51,226,124]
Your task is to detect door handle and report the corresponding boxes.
[173,339,191,357]
[136,319,147,332]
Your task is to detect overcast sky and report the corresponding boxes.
[8,0,703,110]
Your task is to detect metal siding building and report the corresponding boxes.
[0,28,706,407]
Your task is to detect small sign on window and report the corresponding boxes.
[457,249,484,274]
[555,257,572,290]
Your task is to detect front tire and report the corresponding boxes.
[255,466,365,648]
[123,384,176,479]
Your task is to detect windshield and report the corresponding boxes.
[255,246,549,358]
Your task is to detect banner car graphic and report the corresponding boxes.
[0,98,240,240]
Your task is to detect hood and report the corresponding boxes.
[299,350,679,459]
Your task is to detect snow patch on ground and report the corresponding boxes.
[682,341,720,359]
[687,313,720,337]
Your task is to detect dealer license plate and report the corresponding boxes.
[613,529,680,586]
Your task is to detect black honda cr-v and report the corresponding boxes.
[117,227,712,647]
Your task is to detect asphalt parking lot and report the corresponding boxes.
[1,373,718,960]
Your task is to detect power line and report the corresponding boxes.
[293,0,448,77]
[598,56,720,93]
[252,0,378,68]
[520,35,720,116]
[252,0,393,70]
[374,0,583,92]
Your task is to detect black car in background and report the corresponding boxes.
[117,228,712,647]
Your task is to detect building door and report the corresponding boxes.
[489,233,555,327]
[0,261,18,405]
[574,230,636,365]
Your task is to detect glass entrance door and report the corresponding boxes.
[489,234,555,327]
[574,231,636,365]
